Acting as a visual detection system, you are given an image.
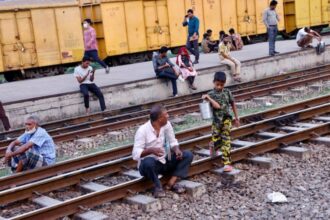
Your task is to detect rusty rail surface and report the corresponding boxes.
[11,121,330,219]
[1,64,329,142]
[0,94,328,192]
[1,100,329,206]
[0,67,329,153]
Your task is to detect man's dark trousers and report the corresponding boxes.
[186,37,199,61]
[157,68,178,96]
[139,150,193,189]
[79,83,106,111]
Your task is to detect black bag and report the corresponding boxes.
[316,41,326,55]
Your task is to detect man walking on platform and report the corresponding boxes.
[74,57,106,114]
[263,1,280,56]
[83,19,110,74]
[183,9,200,64]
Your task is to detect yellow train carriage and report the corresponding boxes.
[0,0,84,75]
[79,0,285,62]
[284,0,329,33]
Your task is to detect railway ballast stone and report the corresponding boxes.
[74,138,96,149]
[126,195,161,212]
[74,211,108,220]
[170,117,186,125]
[187,112,202,120]
[177,180,206,198]
[107,131,125,142]
[212,168,242,183]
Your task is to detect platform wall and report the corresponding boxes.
[3,47,330,130]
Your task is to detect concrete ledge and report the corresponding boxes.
[33,196,61,207]
[246,156,273,169]
[279,146,310,159]
[4,46,330,129]
[74,211,108,220]
[177,180,206,198]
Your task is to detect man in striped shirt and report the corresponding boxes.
[5,116,56,173]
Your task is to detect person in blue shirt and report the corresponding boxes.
[182,9,200,64]
[5,115,56,173]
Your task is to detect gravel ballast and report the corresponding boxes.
[93,143,330,219]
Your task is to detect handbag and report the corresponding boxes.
[316,41,326,55]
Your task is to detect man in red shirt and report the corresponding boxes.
[83,19,110,74]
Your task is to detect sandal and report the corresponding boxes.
[165,183,186,194]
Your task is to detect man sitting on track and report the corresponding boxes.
[5,116,56,173]
[132,104,193,198]
[296,27,322,49]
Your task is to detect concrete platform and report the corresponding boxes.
[2,37,330,129]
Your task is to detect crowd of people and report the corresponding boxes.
[1,0,325,200]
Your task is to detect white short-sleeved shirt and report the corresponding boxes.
[74,65,93,84]
[296,28,308,42]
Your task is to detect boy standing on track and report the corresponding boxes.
[202,72,240,172]
[74,57,106,114]
[83,19,110,74]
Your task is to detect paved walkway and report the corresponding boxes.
[1,37,329,103]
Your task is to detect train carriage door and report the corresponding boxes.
[236,0,256,36]
[0,11,37,71]
[144,0,170,50]
[220,0,238,35]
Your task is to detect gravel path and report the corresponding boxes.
[94,143,330,219]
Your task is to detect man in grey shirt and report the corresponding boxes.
[263,0,280,56]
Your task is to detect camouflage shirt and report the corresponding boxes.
[208,88,234,124]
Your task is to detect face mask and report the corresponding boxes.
[83,23,89,29]
[25,127,36,134]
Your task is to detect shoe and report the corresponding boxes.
[306,45,314,49]
[178,75,185,82]
[170,94,179,98]
[153,188,166,198]
[269,53,275,56]
[274,51,280,54]
[223,165,233,172]
[189,84,197,90]
[105,66,110,74]
[192,60,199,64]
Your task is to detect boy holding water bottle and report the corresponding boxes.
[202,72,240,172]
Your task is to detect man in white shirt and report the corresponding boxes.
[296,27,321,48]
[74,57,106,114]
[132,105,193,198]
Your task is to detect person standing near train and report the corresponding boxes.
[182,9,200,64]
[263,0,280,56]
[83,19,110,74]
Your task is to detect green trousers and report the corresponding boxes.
[211,118,232,165]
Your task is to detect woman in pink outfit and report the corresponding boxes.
[176,47,197,90]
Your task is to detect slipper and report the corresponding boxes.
[166,183,186,194]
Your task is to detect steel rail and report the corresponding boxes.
[0,68,329,153]
[1,64,329,141]
[11,122,330,220]
[0,94,328,191]
[1,101,329,205]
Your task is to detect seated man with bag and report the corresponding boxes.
[152,47,181,97]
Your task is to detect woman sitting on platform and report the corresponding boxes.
[176,47,198,90]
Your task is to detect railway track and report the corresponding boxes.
[1,97,329,219]
[0,94,329,192]
[0,65,329,155]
